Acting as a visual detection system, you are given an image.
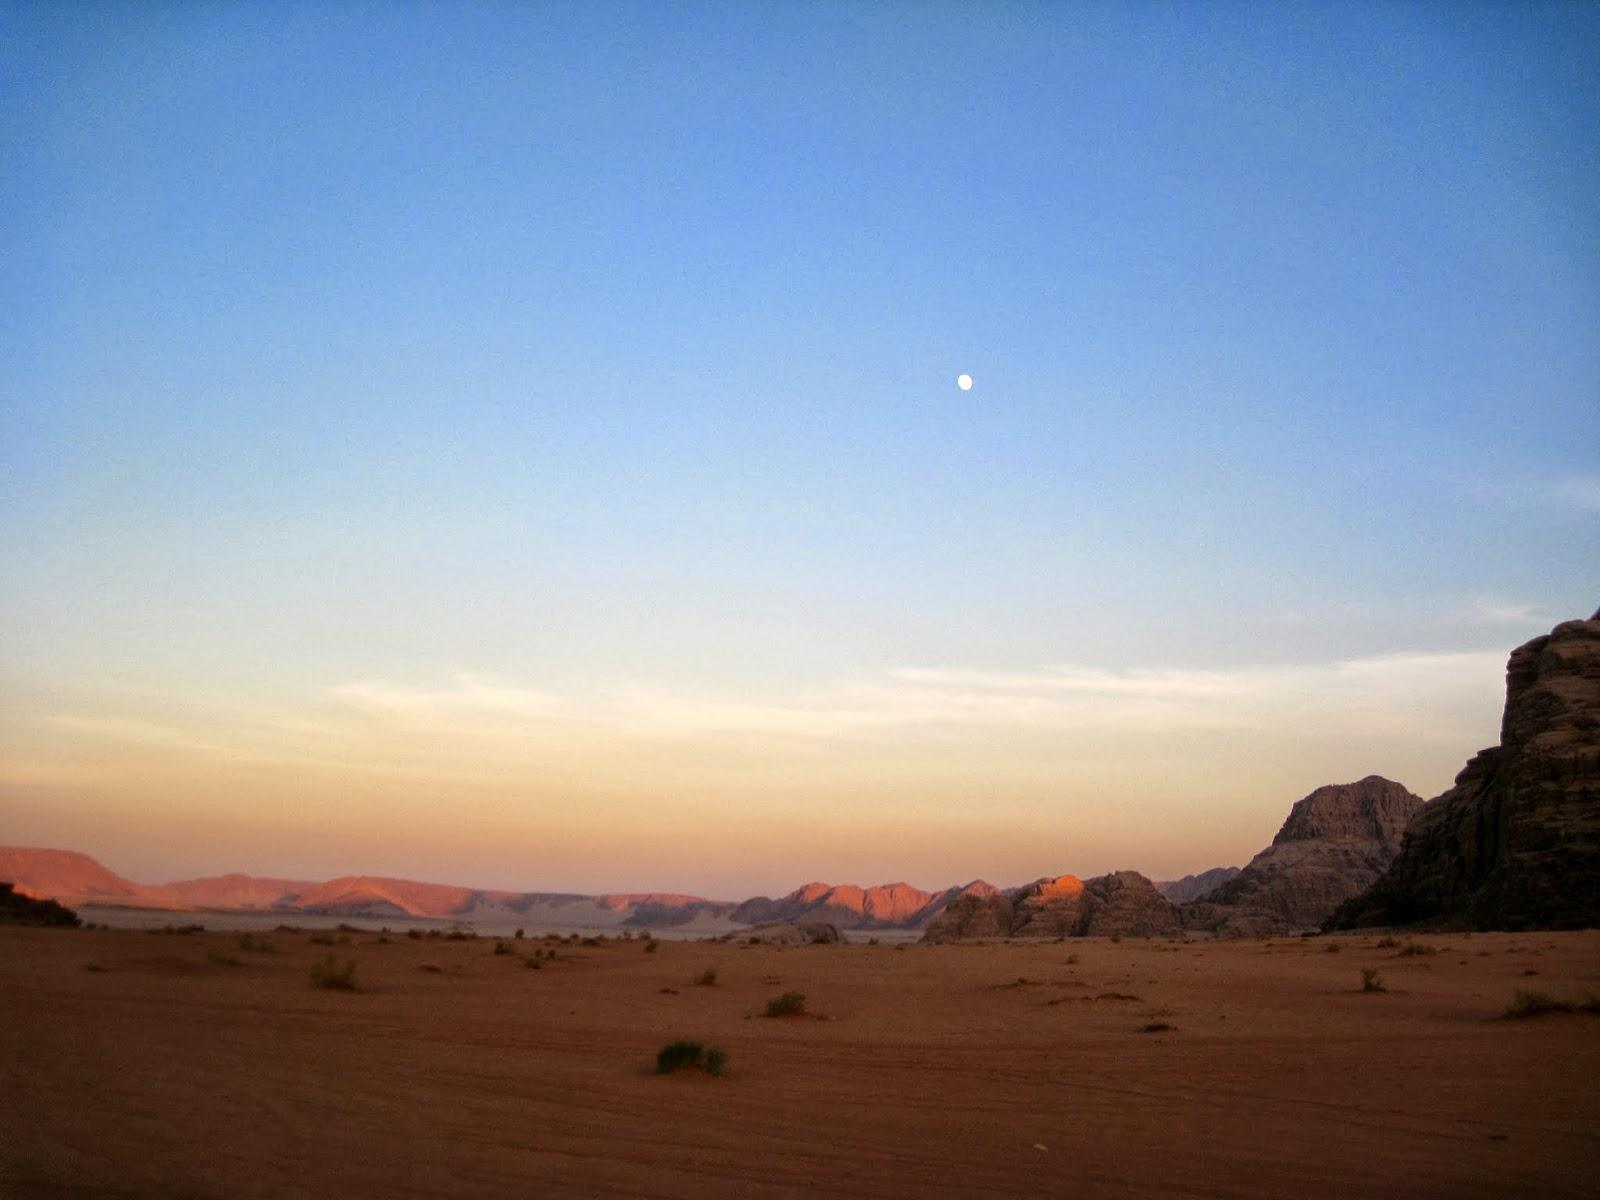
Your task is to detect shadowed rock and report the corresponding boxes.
[1182,777,1423,936]
[922,870,1180,941]
[0,881,80,927]
[1156,867,1242,904]
[1328,609,1600,931]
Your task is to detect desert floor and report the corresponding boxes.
[3,924,1597,1198]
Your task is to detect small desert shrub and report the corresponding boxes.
[406,928,422,940]
[493,940,515,956]
[1140,1022,1175,1033]
[763,991,807,1018]
[1397,942,1437,957]
[419,963,443,973]
[1374,936,1401,949]
[1110,934,1122,944]
[694,966,718,987]
[524,956,542,970]
[1361,968,1386,993]
[514,928,525,940]
[237,934,276,953]
[309,933,336,946]
[446,929,474,941]
[206,948,241,967]
[1065,953,1079,965]
[1323,942,1342,953]
[310,956,358,991]
[149,924,204,936]
[656,1040,728,1076]
[644,940,659,953]
[1503,989,1567,1018]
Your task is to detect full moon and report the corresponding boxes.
[957,373,973,391]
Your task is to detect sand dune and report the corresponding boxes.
[4,924,1597,1198]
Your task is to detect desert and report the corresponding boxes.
[5,922,1598,1198]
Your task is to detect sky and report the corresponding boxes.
[1,2,1596,898]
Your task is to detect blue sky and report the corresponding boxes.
[1,3,1595,892]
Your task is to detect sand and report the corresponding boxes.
[3,925,1597,1198]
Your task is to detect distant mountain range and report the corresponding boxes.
[9,608,1596,937]
[0,844,1186,933]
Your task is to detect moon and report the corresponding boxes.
[957,373,973,391]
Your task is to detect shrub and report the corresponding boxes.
[407,929,423,940]
[1361,968,1386,993]
[514,928,525,940]
[1140,1022,1175,1033]
[1374,936,1401,949]
[1065,953,1079,965]
[763,991,807,1018]
[694,966,718,987]
[1323,942,1341,953]
[644,940,659,954]
[493,940,515,956]
[524,956,542,970]
[206,947,241,967]
[309,933,336,946]
[656,1040,727,1076]
[310,956,358,991]
[237,934,276,953]
[1397,942,1437,957]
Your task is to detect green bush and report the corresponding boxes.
[763,991,807,1017]
[310,956,358,991]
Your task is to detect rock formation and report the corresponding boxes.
[726,921,843,945]
[0,881,80,927]
[1182,776,1423,936]
[1328,610,1600,931]
[730,880,998,930]
[1156,867,1241,904]
[922,870,1181,941]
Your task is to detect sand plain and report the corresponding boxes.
[3,924,1597,1198]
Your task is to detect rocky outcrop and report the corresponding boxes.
[922,870,1181,941]
[1328,610,1600,931]
[1156,867,1241,904]
[1183,776,1424,936]
[726,921,843,945]
[730,880,998,930]
[0,881,80,927]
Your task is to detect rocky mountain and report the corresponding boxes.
[1156,867,1241,904]
[922,870,1181,941]
[731,879,999,930]
[1328,610,1600,931]
[0,848,740,930]
[0,847,151,907]
[1181,776,1423,936]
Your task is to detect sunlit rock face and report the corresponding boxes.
[1329,610,1600,932]
[921,870,1180,942]
[1181,777,1424,937]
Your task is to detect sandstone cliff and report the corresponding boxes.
[1182,776,1423,936]
[1328,610,1600,931]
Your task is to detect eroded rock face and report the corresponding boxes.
[1183,777,1424,936]
[1328,611,1600,931]
[921,871,1180,941]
